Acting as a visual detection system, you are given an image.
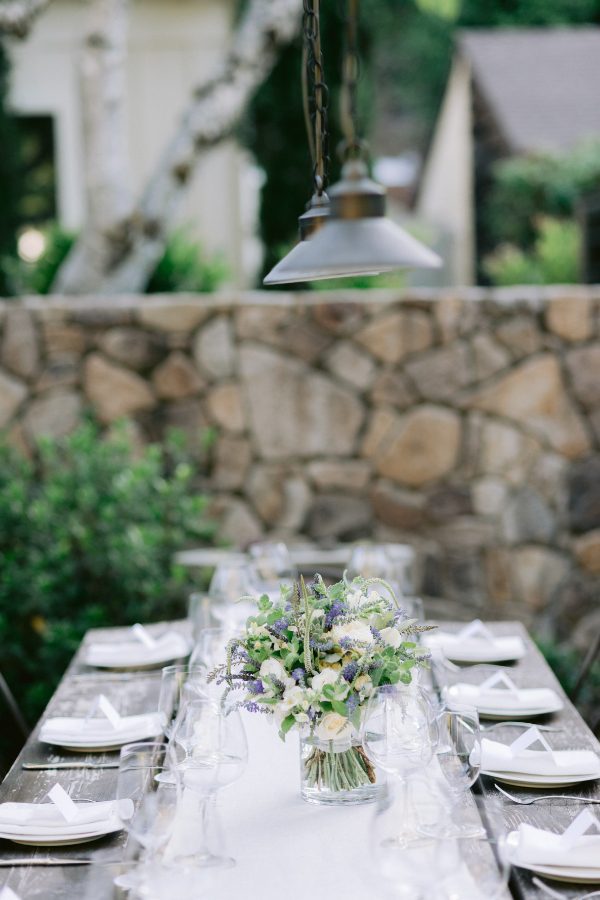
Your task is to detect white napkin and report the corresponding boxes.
[84,630,190,667]
[39,712,164,745]
[0,799,132,836]
[425,620,525,662]
[480,737,600,776]
[513,810,600,869]
[445,682,560,713]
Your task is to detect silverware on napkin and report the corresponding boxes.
[22,762,119,770]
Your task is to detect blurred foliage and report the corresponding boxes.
[486,141,600,250]
[6,226,228,296]
[0,422,215,765]
[536,636,600,730]
[484,217,581,286]
[0,43,21,296]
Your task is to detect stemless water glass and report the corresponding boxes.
[159,664,209,739]
[371,774,460,900]
[248,541,296,597]
[116,742,180,893]
[208,560,257,638]
[168,698,248,868]
[434,704,482,837]
[190,626,228,671]
[436,797,511,900]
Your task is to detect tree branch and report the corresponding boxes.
[52,0,303,294]
[0,0,52,37]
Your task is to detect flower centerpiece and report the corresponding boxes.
[211,574,434,805]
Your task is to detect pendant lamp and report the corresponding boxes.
[263,0,441,286]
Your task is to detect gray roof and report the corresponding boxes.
[459,27,600,153]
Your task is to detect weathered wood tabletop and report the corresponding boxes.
[0,620,598,899]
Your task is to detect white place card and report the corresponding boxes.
[457,619,495,641]
[47,783,79,823]
[131,623,157,648]
[479,670,520,696]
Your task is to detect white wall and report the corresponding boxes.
[7,0,256,285]
[416,55,474,286]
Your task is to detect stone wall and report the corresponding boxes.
[0,288,598,635]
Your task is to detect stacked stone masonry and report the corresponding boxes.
[1,287,599,638]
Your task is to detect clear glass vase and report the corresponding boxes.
[299,731,384,806]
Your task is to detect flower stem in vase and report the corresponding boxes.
[303,743,376,794]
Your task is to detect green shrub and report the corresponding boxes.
[486,140,600,250]
[483,216,581,286]
[0,422,215,749]
[536,636,600,729]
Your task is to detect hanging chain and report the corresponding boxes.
[302,0,330,195]
[340,0,364,161]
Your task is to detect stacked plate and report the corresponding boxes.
[83,631,191,669]
[479,737,600,788]
[0,799,132,846]
[444,681,563,720]
[39,712,165,752]
[506,819,600,884]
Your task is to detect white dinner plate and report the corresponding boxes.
[506,831,600,883]
[482,769,600,788]
[0,819,123,846]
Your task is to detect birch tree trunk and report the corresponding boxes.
[52,0,131,294]
[53,0,303,295]
[0,0,51,37]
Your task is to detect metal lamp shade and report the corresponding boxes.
[263,161,441,285]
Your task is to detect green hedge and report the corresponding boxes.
[0,422,214,767]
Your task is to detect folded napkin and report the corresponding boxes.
[84,630,190,668]
[425,620,525,662]
[513,811,600,869]
[445,682,560,713]
[0,799,132,836]
[40,712,164,745]
[479,737,600,776]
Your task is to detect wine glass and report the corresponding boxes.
[208,560,258,638]
[347,543,397,586]
[168,698,248,868]
[361,684,439,778]
[116,742,180,892]
[433,704,482,837]
[248,541,296,598]
[371,774,460,899]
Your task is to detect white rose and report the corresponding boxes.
[354,674,373,698]
[379,627,402,649]
[346,589,368,609]
[274,686,306,725]
[311,668,339,693]
[331,619,373,645]
[315,712,353,744]
[259,658,293,687]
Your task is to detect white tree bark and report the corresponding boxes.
[0,0,51,37]
[52,0,131,294]
[53,0,303,295]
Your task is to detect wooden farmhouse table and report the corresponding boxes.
[0,621,598,899]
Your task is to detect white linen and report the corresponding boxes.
[479,738,600,776]
[513,822,600,869]
[84,631,190,667]
[0,799,131,836]
[39,712,164,746]
[445,682,560,712]
[425,631,525,662]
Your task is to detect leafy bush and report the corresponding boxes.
[486,140,600,250]
[483,217,581,286]
[0,422,214,757]
[8,226,227,295]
